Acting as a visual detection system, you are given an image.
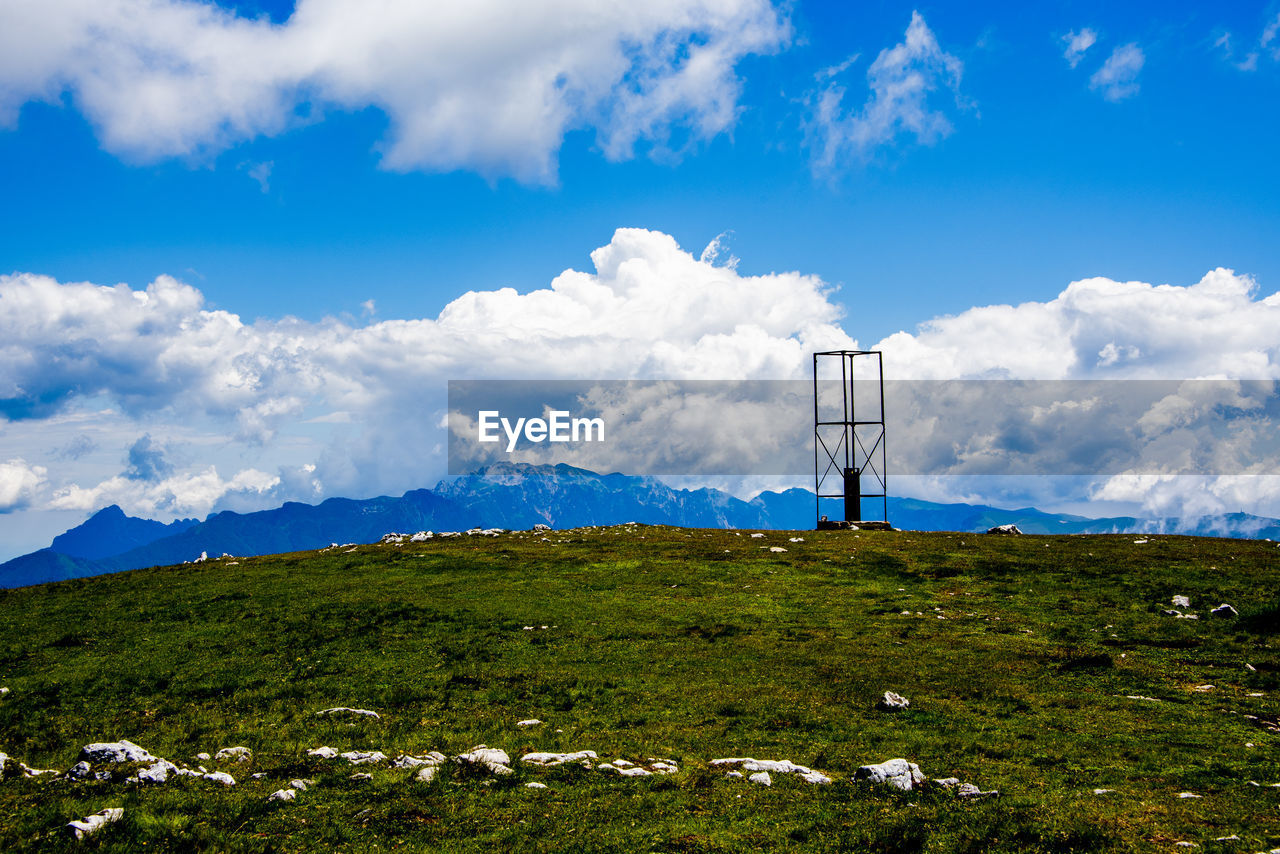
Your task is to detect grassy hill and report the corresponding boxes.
[0,526,1277,852]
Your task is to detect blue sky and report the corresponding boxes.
[2,0,1280,559]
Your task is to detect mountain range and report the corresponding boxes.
[3,463,1278,589]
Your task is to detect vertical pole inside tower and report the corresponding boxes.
[813,350,887,530]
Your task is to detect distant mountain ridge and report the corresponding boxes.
[3,462,1278,588]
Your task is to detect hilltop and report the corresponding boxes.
[0,525,1277,851]
[5,463,1280,589]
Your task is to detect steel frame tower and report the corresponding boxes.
[813,350,887,528]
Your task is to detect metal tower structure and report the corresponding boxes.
[813,350,887,528]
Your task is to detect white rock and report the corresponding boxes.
[517,719,542,727]
[21,763,59,777]
[340,751,387,765]
[131,760,178,784]
[416,766,437,783]
[79,740,156,764]
[349,772,373,781]
[617,766,652,777]
[878,691,910,711]
[316,707,381,720]
[525,781,548,789]
[710,757,829,784]
[203,771,236,786]
[750,533,764,538]
[748,771,772,786]
[1176,792,1202,798]
[521,750,597,767]
[454,746,512,775]
[410,532,433,542]
[66,807,123,840]
[307,746,338,759]
[391,752,446,769]
[0,687,8,697]
[987,524,1022,535]
[289,779,311,790]
[196,752,211,761]
[1193,685,1215,692]
[955,782,998,799]
[650,761,679,775]
[853,758,926,791]
[215,746,252,762]
[66,761,92,780]
[724,770,744,779]
[268,788,297,802]
[1093,788,1113,794]
[1172,595,1191,608]
[1211,603,1239,618]
[769,546,787,553]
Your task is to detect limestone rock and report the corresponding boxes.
[268,788,297,802]
[853,758,926,791]
[748,771,772,786]
[1210,603,1238,618]
[340,751,387,765]
[66,807,123,840]
[454,746,512,775]
[78,740,156,764]
[878,691,910,711]
[521,750,597,767]
[987,524,1022,535]
[214,746,252,762]
[307,746,338,759]
[316,707,381,720]
[1172,595,1191,608]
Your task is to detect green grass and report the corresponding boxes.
[1,526,1278,852]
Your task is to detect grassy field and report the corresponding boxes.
[0,524,1278,852]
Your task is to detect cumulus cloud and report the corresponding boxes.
[0,0,788,182]
[874,268,1280,380]
[50,466,279,517]
[1089,43,1144,101]
[2,228,853,506]
[1062,28,1097,68]
[0,459,47,513]
[806,11,966,173]
[6,233,1280,523]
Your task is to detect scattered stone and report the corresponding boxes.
[789,537,804,543]
[316,707,381,720]
[349,772,373,781]
[1174,843,1196,849]
[66,761,92,780]
[532,524,551,532]
[416,766,437,783]
[1214,836,1240,843]
[454,746,512,775]
[290,779,311,790]
[878,691,910,712]
[750,533,764,538]
[525,781,548,789]
[215,746,252,762]
[1092,788,1113,795]
[768,546,787,553]
[1193,685,1215,692]
[1132,538,1149,544]
[66,807,123,840]
[521,750,597,767]
[0,687,8,697]
[1176,792,1202,798]
[1211,604,1239,618]
[21,763,59,778]
[129,759,179,784]
[517,719,542,727]
[196,752,211,761]
[268,788,297,802]
[78,740,156,764]
[987,524,1022,535]
[955,782,999,799]
[724,770,744,779]
[711,758,830,785]
[853,758,926,791]
[748,771,772,786]
[1172,595,1191,608]
[650,761,679,775]
[340,751,387,765]
[391,752,446,769]
[600,764,651,777]
[307,746,339,759]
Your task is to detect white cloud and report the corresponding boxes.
[50,466,279,517]
[806,11,965,173]
[1089,43,1144,102]
[1062,28,1097,68]
[1,228,854,506]
[0,459,47,512]
[0,0,787,183]
[874,268,1280,380]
